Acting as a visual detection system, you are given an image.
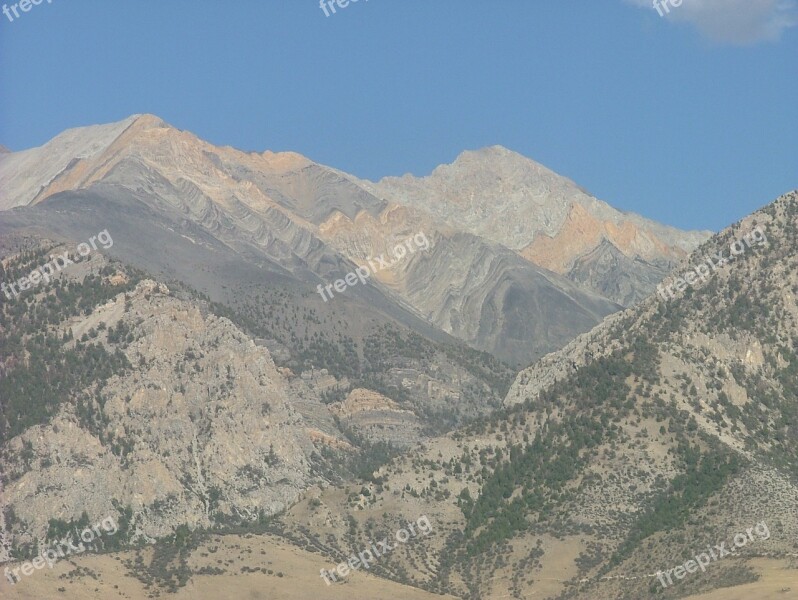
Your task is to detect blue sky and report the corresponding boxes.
[0,0,795,231]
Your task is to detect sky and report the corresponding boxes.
[0,0,796,232]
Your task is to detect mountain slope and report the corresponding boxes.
[274,190,798,600]
[313,203,620,364]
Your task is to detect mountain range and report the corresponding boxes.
[1,116,794,600]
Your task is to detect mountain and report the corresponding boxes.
[270,191,798,599]
[0,115,627,366]
[359,146,711,306]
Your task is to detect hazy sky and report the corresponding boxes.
[1,1,795,231]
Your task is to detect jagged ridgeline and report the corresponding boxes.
[0,115,708,370]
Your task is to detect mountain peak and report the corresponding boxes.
[129,113,166,127]
[437,145,574,192]
[464,144,514,156]
[117,113,169,135]
[450,144,540,167]
[0,115,148,210]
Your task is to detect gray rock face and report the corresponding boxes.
[2,280,329,544]
[396,231,620,365]
[566,239,674,306]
